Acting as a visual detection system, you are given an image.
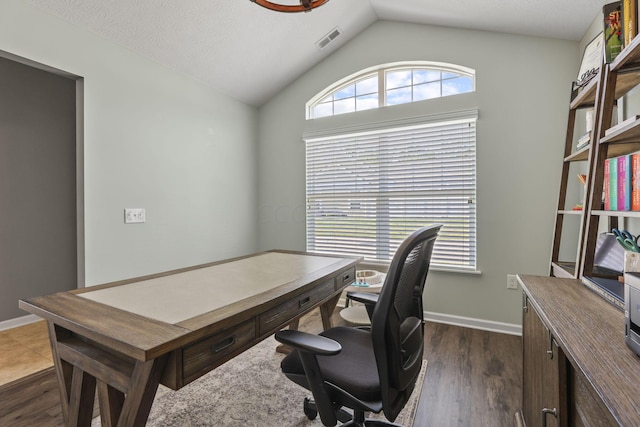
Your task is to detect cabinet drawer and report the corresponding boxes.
[259,279,335,335]
[182,320,255,380]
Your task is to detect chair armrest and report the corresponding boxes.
[347,291,379,306]
[275,329,341,356]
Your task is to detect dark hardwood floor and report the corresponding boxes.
[416,322,522,427]
[0,312,522,426]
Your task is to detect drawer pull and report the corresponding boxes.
[541,407,557,427]
[299,296,311,308]
[212,336,235,353]
[342,272,352,283]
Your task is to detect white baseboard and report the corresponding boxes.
[338,297,522,336]
[338,296,522,336]
[424,311,522,336]
[0,314,41,331]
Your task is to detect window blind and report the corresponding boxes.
[305,116,477,271]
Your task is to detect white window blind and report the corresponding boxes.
[305,115,477,271]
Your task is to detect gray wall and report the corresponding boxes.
[256,21,580,327]
[1,0,258,298]
[0,57,77,321]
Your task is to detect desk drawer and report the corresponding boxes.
[338,267,356,290]
[182,320,255,380]
[259,279,335,335]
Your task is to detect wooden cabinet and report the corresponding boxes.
[519,275,640,426]
[522,293,566,427]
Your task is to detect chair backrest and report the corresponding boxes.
[370,224,441,422]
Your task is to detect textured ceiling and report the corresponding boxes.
[22,0,608,106]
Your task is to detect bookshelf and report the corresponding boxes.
[549,64,604,280]
[552,32,640,309]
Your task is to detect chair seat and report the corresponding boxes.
[281,326,381,402]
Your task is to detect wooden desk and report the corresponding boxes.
[19,250,360,427]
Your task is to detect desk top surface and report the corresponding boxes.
[77,252,342,324]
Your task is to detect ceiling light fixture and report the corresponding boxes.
[250,0,330,13]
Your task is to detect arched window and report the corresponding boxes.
[307,62,475,119]
[304,62,478,273]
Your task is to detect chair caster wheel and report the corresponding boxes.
[303,397,318,420]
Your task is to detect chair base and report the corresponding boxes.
[340,420,404,427]
[303,398,405,427]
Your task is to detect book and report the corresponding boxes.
[618,155,631,210]
[604,1,625,63]
[624,0,638,46]
[605,158,611,210]
[633,153,640,210]
[576,131,591,150]
[610,157,619,210]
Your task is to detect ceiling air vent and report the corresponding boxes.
[316,27,342,50]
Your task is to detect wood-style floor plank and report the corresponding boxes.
[416,321,522,427]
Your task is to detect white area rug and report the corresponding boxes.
[92,336,425,426]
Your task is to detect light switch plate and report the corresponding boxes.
[124,208,145,224]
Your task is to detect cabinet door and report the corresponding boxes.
[523,294,566,427]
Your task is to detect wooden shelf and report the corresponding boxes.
[564,145,590,162]
[570,76,598,109]
[601,117,640,144]
[591,209,640,218]
[557,209,583,215]
[603,141,640,158]
[571,66,640,112]
[551,262,576,278]
[611,32,640,71]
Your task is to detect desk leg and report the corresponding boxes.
[116,356,168,427]
[47,322,81,426]
[47,322,167,427]
[98,382,124,426]
[319,293,341,330]
[276,319,300,354]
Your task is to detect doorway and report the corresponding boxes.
[0,53,83,324]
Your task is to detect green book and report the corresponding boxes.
[604,1,624,63]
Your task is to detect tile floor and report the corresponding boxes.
[0,321,52,387]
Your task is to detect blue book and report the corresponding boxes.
[610,157,618,211]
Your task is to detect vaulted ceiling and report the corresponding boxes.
[22,0,608,106]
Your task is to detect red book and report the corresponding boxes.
[633,153,640,210]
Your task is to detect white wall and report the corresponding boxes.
[0,0,258,287]
[257,21,579,327]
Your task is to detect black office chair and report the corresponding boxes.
[275,224,442,426]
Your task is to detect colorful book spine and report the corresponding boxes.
[605,1,625,63]
[602,159,611,211]
[610,157,619,210]
[618,155,631,210]
[624,0,637,45]
[633,153,640,210]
